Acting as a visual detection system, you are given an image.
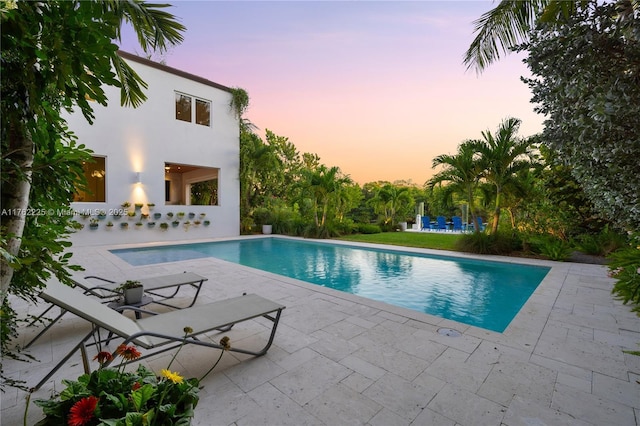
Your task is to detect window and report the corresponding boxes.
[164,162,219,205]
[74,156,106,202]
[175,92,210,127]
[175,93,191,122]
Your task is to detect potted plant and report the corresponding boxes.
[89,218,99,230]
[117,280,143,304]
[153,212,162,220]
[172,220,180,227]
[135,221,143,229]
[159,222,169,231]
[183,220,191,230]
[106,221,114,230]
[33,334,229,425]
[147,202,155,211]
[97,210,107,220]
[166,212,174,219]
[127,211,137,220]
[147,221,156,228]
[112,211,122,220]
[199,213,206,219]
[120,222,129,229]
[177,211,185,219]
[140,213,149,220]
[193,220,201,226]
[188,212,195,219]
[203,220,211,226]
[121,201,131,211]
[134,203,144,211]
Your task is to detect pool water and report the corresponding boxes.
[111,238,550,332]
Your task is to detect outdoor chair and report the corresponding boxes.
[435,216,448,231]
[452,216,463,231]
[421,216,431,231]
[30,278,285,391]
[25,271,208,349]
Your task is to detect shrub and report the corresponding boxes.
[608,245,640,314]
[357,224,382,234]
[455,231,520,255]
[574,226,628,256]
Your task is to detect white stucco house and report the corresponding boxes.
[65,51,240,246]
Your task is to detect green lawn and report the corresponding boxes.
[336,231,461,251]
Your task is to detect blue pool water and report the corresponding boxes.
[111,238,550,332]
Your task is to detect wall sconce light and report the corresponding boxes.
[135,172,142,184]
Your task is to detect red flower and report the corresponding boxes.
[67,396,98,426]
[132,381,142,391]
[93,351,113,365]
[114,344,142,361]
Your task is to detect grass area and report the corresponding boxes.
[337,231,461,251]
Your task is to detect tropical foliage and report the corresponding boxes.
[1,0,184,389]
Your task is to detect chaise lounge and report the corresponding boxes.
[25,271,209,348]
[30,279,285,392]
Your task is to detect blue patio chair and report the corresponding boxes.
[436,216,448,231]
[452,216,463,231]
[421,216,431,230]
[471,217,486,231]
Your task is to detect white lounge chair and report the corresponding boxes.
[25,271,208,348]
[30,279,285,391]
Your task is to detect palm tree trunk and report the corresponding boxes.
[491,188,501,233]
[1,124,34,304]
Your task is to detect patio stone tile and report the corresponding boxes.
[319,318,368,340]
[339,354,387,381]
[270,354,352,405]
[594,328,640,350]
[423,347,492,393]
[413,327,481,354]
[309,330,360,362]
[592,372,640,409]
[427,384,506,426]
[349,344,430,382]
[304,383,381,426]
[224,355,287,392]
[551,383,636,425]
[269,346,320,371]
[556,372,592,393]
[477,358,556,407]
[242,382,324,426]
[345,314,379,330]
[362,372,437,421]
[191,376,263,426]
[411,407,457,425]
[367,407,411,426]
[271,323,320,353]
[341,371,375,393]
[397,330,447,363]
[502,395,592,426]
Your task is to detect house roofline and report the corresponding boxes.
[118,50,233,93]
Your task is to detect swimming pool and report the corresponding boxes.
[111,238,550,332]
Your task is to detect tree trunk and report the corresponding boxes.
[492,188,501,233]
[1,124,34,304]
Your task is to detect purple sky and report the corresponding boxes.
[119,1,543,185]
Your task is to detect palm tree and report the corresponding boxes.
[300,165,352,227]
[428,141,483,232]
[471,117,536,233]
[369,184,413,226]
[463,0,583,72]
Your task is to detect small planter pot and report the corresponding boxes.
[188,213,195,219]
[159,223,169,231]
[203,220,211,226]
[172,221,180,228]
[123,286,144,305]
[147,222,156,228]
[153,213,162,220]
[120,222,129,229]
[262,224,272,235]
[89,223,99,230]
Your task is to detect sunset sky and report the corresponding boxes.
[119,1,544,185]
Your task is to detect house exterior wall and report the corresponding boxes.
[65,52,240,246]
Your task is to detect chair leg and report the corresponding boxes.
[24,308,68,349]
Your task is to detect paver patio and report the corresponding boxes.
[2,237,639,425]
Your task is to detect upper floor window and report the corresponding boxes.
[175,92,210,127]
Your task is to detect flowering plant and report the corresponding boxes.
[33,330,230,426]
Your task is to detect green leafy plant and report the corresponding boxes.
[159,222,169,230]
[33,331,230,425]
[121,202,131,209]
[608,245,640,314]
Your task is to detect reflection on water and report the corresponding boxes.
[111,238,549,332]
